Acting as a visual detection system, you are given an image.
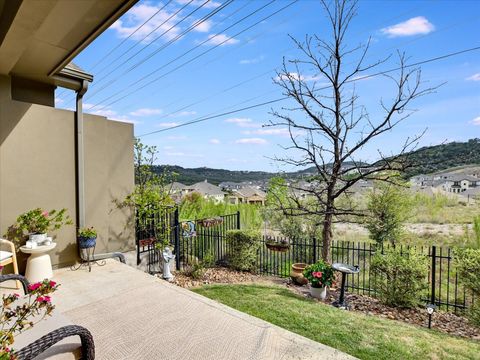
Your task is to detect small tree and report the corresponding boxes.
[269,0,435,261]
[118,139,176,230]
[365,182,412,246]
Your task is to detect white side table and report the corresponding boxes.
[19,243,57,283]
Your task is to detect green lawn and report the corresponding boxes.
[193,284,480,360]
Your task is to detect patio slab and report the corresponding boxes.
[8,260,357,359]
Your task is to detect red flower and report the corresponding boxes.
[28,283,41,292]
[36,296,44,302]
[13,293,20,298]
[49,281,56,287]
[43,296,51,302]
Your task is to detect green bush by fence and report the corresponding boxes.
[226,230,261,271]
[371,247,429,308]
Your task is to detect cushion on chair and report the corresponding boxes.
[0,250,13,261]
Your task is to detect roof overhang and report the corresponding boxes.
[0,0,137,90]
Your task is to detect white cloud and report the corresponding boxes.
[209,138,221,144]
[129,108,163,116]
[275,72,323,82]
[110,3,181,43]
[235,138,268,145]
[381,16,435,37]
[193,19,212,33]
[466,73,480,81]
[83,103,140,124]
[54,97,64,104]
[240,55,265,65]
[225,118,261,128]
[168,110,197,118]
[157,122,180,127]
[470,116,480,125]
[204,33,239,46]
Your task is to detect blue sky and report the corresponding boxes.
[56,0,480,171]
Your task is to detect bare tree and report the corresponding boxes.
[270,0,435,261]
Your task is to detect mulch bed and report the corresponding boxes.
[287,282,480,340]
[169,266,479,340]
[171,267,280,288]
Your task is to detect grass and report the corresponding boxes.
[193,284,480,360]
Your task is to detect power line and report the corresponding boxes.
[89,0,175,72]
[89,0,297,112]
[86,0,234,100]
[137,45,480,137]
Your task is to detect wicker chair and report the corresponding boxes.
[0,238,20,289]
[0,274,95,360]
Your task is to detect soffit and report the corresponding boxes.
[0,0,137,89]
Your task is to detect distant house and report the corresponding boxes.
[228,187,266,205]
[184,180,226,202]
[219,182,244,191]
[441,175,479,194]
[169,182,186,194]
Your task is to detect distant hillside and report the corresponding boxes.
[154,139,480,184]
[402,138,480,177]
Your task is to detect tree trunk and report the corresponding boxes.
[321,211,333,262]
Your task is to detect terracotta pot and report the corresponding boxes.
[310,286,327,300]
[290,263,309,285]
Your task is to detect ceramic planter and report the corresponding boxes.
[29,233,47,243]
[310,286,328,300]
[78,236,97,249]
[290,263,309,285]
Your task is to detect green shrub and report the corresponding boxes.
[365,183,412,246]
[226,230,261,272]
[371,247,429,308]
[454,247,480,325]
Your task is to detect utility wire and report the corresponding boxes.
[89,0,297,112]
[83,0,215,99]
[137,45,480,137]
[89,0,175,72]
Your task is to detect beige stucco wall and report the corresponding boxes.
[0,75,135,270]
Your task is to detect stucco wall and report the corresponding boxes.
[0,76,135,270]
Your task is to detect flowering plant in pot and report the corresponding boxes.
[0,275,59,359]
[13,208,72,243]
[77,227,97,249]
[303,260,334,300]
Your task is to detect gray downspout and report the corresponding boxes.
[75,81,125,264]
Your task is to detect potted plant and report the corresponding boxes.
[303,260,335,300]
[77,227,97,249]
[265,237,290,252]
[14,208,72,243]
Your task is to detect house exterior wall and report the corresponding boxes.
[0,75,134,270]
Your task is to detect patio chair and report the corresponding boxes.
[0,274,95,360]
[0,238,20,289]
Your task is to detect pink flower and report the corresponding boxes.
[42,211,49,217]
[49,281,56,287]
[28,283,41,291]
[43,296,51,302]
[13,293,20,298]
[312,271,323,279]
[36,296,44,302]
[0,265,3,271]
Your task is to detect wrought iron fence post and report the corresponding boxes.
[431,246,436,305]
[174,207,180,270]
[236,211,241,230]
[312,237,317,263]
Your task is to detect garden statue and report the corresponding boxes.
[162,246,175,281]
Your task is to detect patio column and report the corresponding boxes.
[75,80,88,229]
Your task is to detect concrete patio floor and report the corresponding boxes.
[4,260,356,359]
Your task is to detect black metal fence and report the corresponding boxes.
[136,208,475,312]
[256,236,475,312]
